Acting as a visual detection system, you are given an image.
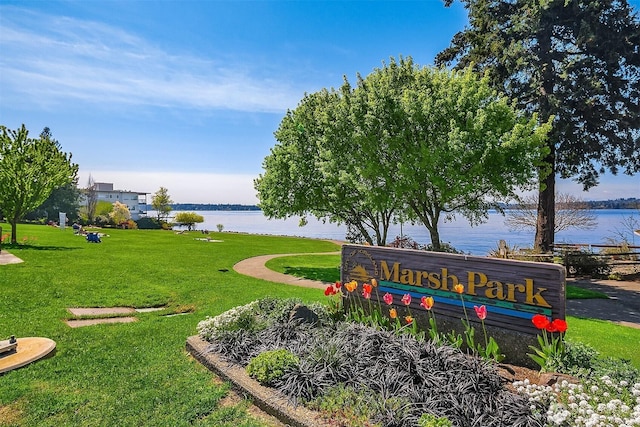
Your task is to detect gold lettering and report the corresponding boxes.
[440,268,458,292]
[415,271,429,287]
[427,272,441,289]
[467,271,487,296]
[380,261,400,282]
[485,281,505,300]
[505,283,523,302]
[400,269,415,285]
[525,279,551,308]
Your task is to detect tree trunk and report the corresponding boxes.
[10,218,18,245]
[534,11,556,253]
[428,226,441,251]
[535,159,555,252]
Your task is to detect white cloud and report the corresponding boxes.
[78,170,259,205]
[0,7,300,113]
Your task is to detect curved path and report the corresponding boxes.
[234,252,339,290]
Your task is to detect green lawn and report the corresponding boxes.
[1,224,638,426]
[0,223,337,427]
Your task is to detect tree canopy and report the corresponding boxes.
[174,212,204,231]
[255,58,551,249]
[151,187,173,223]
[25,180,81,223]
[436,0,640,251]
[0,125,78,243]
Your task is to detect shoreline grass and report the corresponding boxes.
[1,223,638,426]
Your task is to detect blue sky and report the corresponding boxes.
[1,0,638,204]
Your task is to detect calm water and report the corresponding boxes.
[169,209,639,255]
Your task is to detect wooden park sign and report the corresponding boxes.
[340,244,566,365]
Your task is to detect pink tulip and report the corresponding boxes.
[474,305,487,320]
[383,292,393,305]
[401,293,411,306]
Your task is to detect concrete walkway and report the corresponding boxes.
[233,253,339,290]
[0,251,23,265]
[566,277,640,329]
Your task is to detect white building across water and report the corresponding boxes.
[92,182,148,220]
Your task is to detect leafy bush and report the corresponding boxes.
[424,241,465,254]
[135,217,162,229]
[562,249,611,277]
[246,349,299,386]
[418,413,453,427]
[197,300,261,341]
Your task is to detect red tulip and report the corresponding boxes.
[363,283,372,294]
[324,285,336,296]
[551,319,568,333]
[401,293,411,306]
[362,290,371,299]
[532,314,550,330]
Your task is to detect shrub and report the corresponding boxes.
[562,249,611,277]
[135,217,162,229]
[424,241,465,254]
[197,300,261,341]
[418,414,453,427]
[246,349,299,386]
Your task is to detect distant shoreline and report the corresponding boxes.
[170,203,260,211]
[169,198,638,211]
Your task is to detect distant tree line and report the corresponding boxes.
[170,204,260,211]
[585,199,639,210]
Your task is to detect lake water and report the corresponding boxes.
[165,209,639,255]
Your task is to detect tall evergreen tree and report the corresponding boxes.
[436,0,640,251]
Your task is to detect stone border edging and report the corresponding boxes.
[186,335,332,427]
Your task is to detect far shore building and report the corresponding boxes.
[82,182,149,220]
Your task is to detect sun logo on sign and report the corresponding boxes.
[342,248,379,283]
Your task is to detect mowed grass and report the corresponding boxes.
[2,225,639,427]
[266,254,640,367]
[0,223,338,427]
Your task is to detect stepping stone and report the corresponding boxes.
[68,307,135,316]
[0,251,23,265]
[0,337,56,373]
[65,317,137,328]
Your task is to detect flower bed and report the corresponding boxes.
[196,297,640,427]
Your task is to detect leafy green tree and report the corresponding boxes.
[386,60,550,249]
[151,187,173,223]
[174,212,204,231]
[436,0,640,251]
[0,125,78,243]
[256,58,550,249]
[256,84,399,245]
[25,180,81,222]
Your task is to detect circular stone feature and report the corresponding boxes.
[0,337,56,374]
